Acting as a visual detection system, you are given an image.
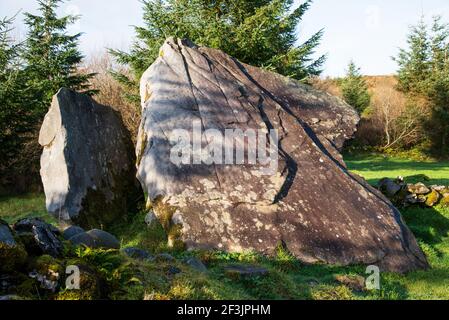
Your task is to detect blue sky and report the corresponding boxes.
[1,0,449,77]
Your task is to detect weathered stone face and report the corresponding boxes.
[39,88,143,229]
[136,38,428,273]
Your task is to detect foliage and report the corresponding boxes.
[0,0,96,193]
[340,61,371,114]
[5,153,449,300]
[394,16,449,156]
[23,0,96,116]
[110,0,325,102]
[0,16,34,190]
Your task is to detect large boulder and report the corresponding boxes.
[39,88,143,229]
[136,38,428,273]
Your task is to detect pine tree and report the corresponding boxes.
[23,0,95,116]
[0,16,30,174]
[110,0,325,103]
[395,16,449,155]
[394,17,432,95]
[340,61,371,114]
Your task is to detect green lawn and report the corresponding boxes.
[345,153,449,186]
[0,193,54,224]
[1,154,449,300]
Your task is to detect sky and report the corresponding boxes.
[1,0,449,77]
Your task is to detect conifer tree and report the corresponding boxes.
[395,16,449,155]
[23,0,95,116]
[340,61,371,114]
[394,17,432,95]
[110,0,325,103]
[0,16,30,174]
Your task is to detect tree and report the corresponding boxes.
[394,17,432,95]
[340,61,371,114]
[0,15,30,180]
[110,0,325,103]
[395,16,449,155]
[23,0,95,117]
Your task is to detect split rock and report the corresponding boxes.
[136,38,428,273]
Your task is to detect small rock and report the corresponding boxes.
[425,190,441,207]
[378,178,402,197]
[407,183,431,195]
[56,264,103,300]
[69,229,120,249]
[405,194,419,205]
[183,257,207,273]
[154,253,176,262]
[438,188,449,198]
[86,229,120,249]
[13,218,62,257]
[68,232,96,248]
[430,185,446,192]
[145,211,158,227]
[167,266,182,275]
[0,219,16,247]
[441,196,449,207]
[63,226,85,240]
[122,247,154,261]
[29,270,59,292]
[335,275,366,292]
[224,264,269,279]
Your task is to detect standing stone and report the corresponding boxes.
[136,38,428,273]
[39,88,143,229]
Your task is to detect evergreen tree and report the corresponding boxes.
[394,17,432,95]
[395,16,449,155]
[110,0,325,103]
[0,16,30,175]
[23,0,95,116]
[340,61,371,114]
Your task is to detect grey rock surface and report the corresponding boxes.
[13,218,62,257]
[68,232,96,248]
[144,211,158,227]
[39,88,143,229]
[62,226,85,240]
[0,219,16,247]
[378,178,403,198]
[122,247,154,261]
[183,257,207,273]
[68,229,120,249]
[86,229,120,249]
[224,265,269,278]
[135,38,428,273]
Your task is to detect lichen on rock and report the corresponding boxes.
[135,37,428,273]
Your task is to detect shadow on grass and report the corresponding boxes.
[344,154,449,186]
[401,206,449,246]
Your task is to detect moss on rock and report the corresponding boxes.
[56,263,104,300]
[0,242,28,273]
[425,190,441,207]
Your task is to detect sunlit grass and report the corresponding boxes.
[1,154,449,299]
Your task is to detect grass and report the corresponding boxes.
[0,193,55,224]
[1,153,449,300]
[344,153,449,186]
